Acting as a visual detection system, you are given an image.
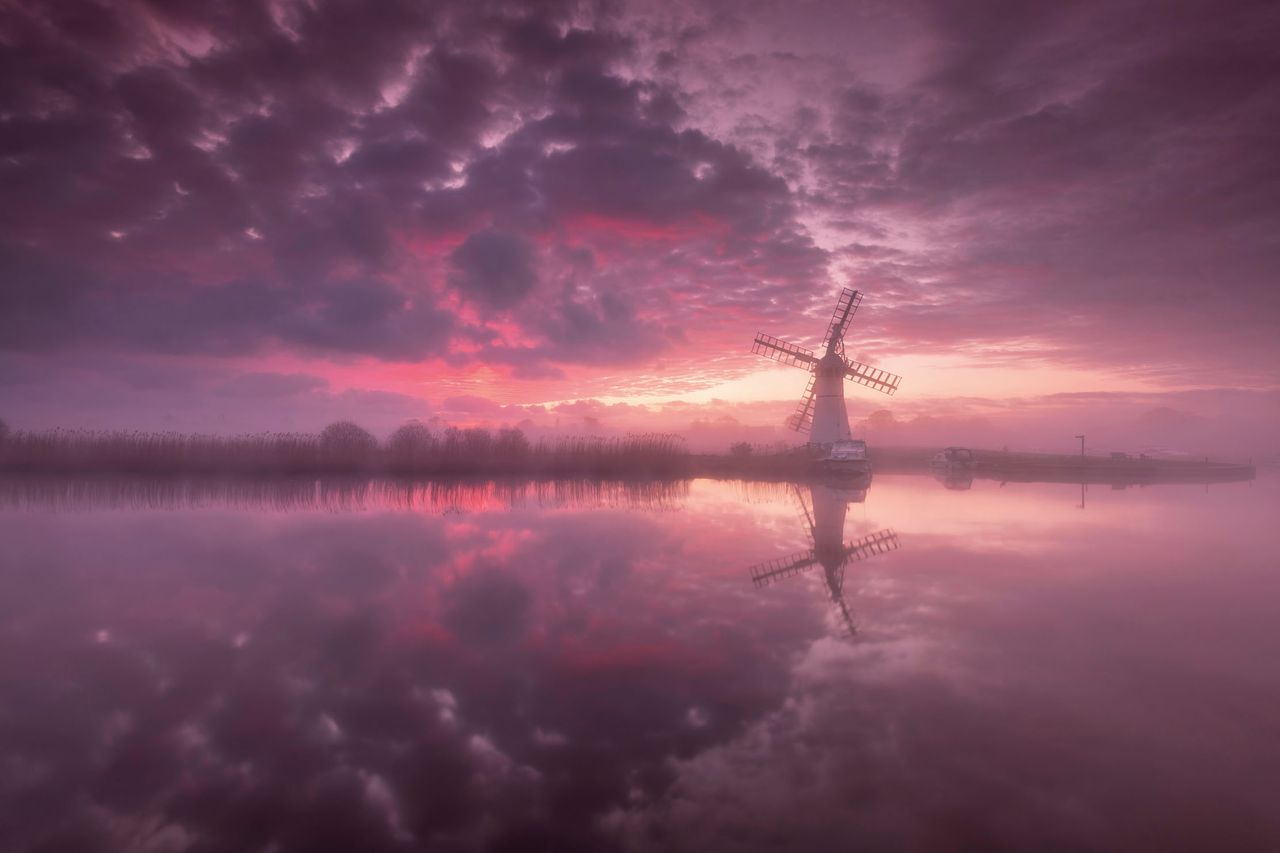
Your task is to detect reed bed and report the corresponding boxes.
[0,423,692,478]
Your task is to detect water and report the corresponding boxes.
[1,473,1277,852]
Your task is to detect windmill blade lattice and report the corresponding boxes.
[821,287,862,353]
[791,484,816,541]
[844,360,901,396]
[752,333,817,369]
[842,529,901,564]
[749,549,820,587]
[786,376,817,433]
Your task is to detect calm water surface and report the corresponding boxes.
[1,473,1278,852]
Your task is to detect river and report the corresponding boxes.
[1,472,1277,851]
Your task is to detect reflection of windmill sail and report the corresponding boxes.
[792,484,816,541]
[749,531,900,587]
[750,548,821,587]
[747,483,899,636]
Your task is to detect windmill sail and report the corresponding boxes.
[752,333,817,369]
[821,288,862,353]
[844,360,901,395]
[786,376,817,433]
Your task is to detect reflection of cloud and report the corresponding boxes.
[605,634,1078,853]
[4,477,1273,850]
[443,567,532,647]
[0,496,812,851]
[533,727,568,747]
[360,770,410,843]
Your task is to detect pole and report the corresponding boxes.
[1074,434,1085,461]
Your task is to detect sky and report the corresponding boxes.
[1,0,1277,453]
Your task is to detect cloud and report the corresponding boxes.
[788,0,1280,379]
[214,371,329,398]
[449,229,539,309]
[0,354,429,435]
[0,0,834,390]
[0,501,812,851]
[1,0,1276,432]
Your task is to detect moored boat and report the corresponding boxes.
[931,446,975,469]
[817,439,872,477]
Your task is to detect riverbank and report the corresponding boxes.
[692,447,1257,484]
[0,425,1257,485]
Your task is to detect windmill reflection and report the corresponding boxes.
[748,481,900,637]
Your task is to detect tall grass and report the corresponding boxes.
[0,423,691,478]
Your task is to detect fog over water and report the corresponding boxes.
[1,473,1277,852]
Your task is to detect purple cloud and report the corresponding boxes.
[0,0,1276,435]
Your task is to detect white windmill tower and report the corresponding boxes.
[752,288,901,446]
[748,483,900,636]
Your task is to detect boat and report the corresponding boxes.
[931,446,975,470]
[816,439,872,477]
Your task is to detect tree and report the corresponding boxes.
[729,441,753,458]
[495,427,531,459]
[0,418,9,445]
[462,427,493,457]
[319,421,377,465]
[441,427,465,456]
[864,409,897,429]
[388,420,433,462]
[860,409,898,439]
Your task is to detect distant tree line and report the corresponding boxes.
[0,419,691,478]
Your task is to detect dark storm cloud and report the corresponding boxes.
[0,0,825,378]
[448,229,538,308]
[0,249,455,360]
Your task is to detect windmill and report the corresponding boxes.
[752,288,902,445]
[748,483,900,636]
